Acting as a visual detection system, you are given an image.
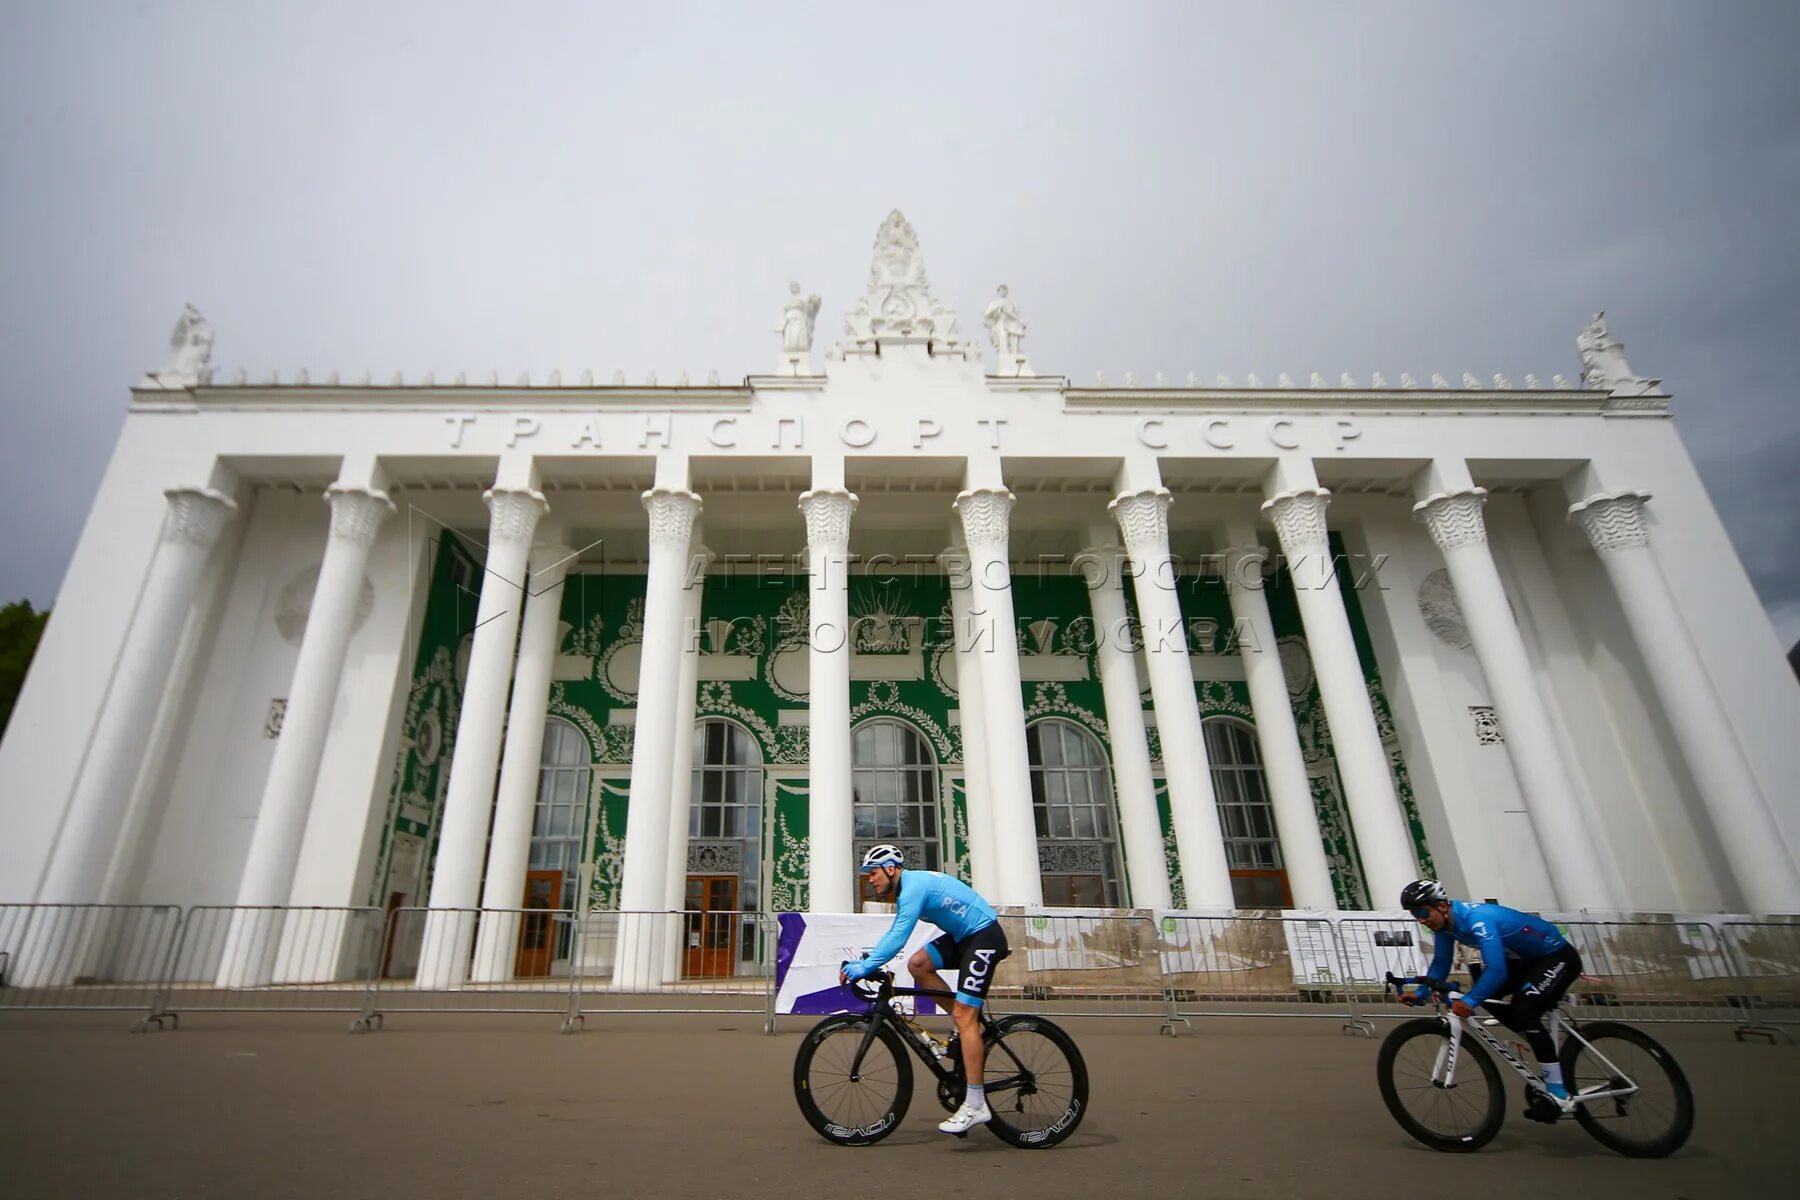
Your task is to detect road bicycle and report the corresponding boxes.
[792,969,1088,1148]
[1376,973,1695,1157]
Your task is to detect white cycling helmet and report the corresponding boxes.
[859,844,904,873]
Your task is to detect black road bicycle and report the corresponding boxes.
[1376,974,1695,1158]
[792,970,1089,1148]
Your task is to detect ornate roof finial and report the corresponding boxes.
[1493,373,1511,389]
[547,369,562,387]
[144,303,214,388]
[611,370,626,385]
[1577,310,1660,395]
[1215,373,1231,387]
[579,369,593,386]
[1524,373,1543,389]
[1246,373,1263,387]
[1431,373,1450,389]
[1400,373,1417,389]
[1462,372,1481,390]
[835,210,965,356]
[1278,373,1295,388]
[1371,372,1388,387]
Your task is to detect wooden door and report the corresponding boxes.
[683,875,738,978]
[515,871,562,978]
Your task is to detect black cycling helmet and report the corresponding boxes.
[1399,879,1447,910]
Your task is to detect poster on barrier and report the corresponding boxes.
[1324,912,1432,986]
[1671,914,1746,980]
[773,913,953,1016]
[1020,909,1145,971]
[1280,913,1353,988]
[1153,910,1265,974]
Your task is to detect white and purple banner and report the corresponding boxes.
[774,912,957,1016]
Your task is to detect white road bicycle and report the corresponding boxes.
[1376,973,1695,1157]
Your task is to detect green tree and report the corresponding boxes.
[0,600,51,739]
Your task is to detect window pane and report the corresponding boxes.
[1072,806,1096,838]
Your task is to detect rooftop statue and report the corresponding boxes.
[984,284,1032,375]
[1577,311,1660,395]
[145,303,214,388]
[776,280,822,375]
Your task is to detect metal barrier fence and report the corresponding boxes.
[1721,920,1800,1041]
[570,909,777,1030]
[138,906,385,1030]
[0,904,182,1013]
[2,902,1795,1038]
[356,907,583,1032]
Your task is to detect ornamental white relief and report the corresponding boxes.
[162,487,237,548]
[1262,488,1331,553]
[953,488,1014,550]
[1278,636,1314,699]
[598,598,646,703]
[274,562,377,646]
[1412,489,1488,552]
[642,487,702,550]
[326,485,396,547]
[547,684,606,762]
[1470,705,1504,744]
[1108,489,1173,552]
[483,486,548,547]
[1417,569,1473,652]
[1568,491,1651,554]
[1024,682,1111,750]
[836,209,970,352]
[264,698,286,739]
[798,488,857,548]
[850,680,954,762]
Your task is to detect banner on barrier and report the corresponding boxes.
[773,913,955,1016]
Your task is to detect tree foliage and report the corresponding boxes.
[0,600,51,739]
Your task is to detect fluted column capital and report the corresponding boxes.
[1106,488,1173,553]
[1412,487,1490,552]
[483,486,549,548]
[1261,486,1332,553]
[953,487,1016,551]
[798,487,858,549]
[1567,489,1652,553]
[1072,544,1127,591]
[324,484,396,548]
[641,486,703,550]
[160,486,238,548]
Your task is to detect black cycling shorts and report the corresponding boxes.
[1476,943,1583,1032]
[923,921,1011,1009]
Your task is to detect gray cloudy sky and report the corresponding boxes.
[4,1,1799,643]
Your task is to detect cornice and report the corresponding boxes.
[1062,388,1616,415]
[146,386,755,413]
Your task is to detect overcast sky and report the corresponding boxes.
[3,1,1798,644]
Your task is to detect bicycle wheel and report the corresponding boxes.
[1561,1021,1694,1158]
[793,1014,913,1147]
[980,1015,1089,1149]
[1376,1018,1505,1152]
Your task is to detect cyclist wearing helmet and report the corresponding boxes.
[1398,879,1583,1106]
[839,844,1011,1135]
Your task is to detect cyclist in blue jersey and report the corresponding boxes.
[1397,879,1584,1109]
[839,844,1012,1135]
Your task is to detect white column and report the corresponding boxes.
[801,488,857,912]
[1075,545,1170,910]
[1221,543,1336,911]
[416,485,547,989]
[955,487,1043,906]
[469,542,574,983]
[38,487,237,905]
[218,484,394,987]
[1110,489,1234,909]
[1415,489,1613,911]
[1569,490,1800,912]
[1262,487,1417,907]
[662,544,710,981]
[612,486,702,987]
[941,547,998,895]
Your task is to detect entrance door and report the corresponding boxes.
[1041,874,1107,907]
[515,870,562,978]
[683,875,738,978]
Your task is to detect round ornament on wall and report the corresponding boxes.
[274,563,376,646]
[1417,569,1473,652]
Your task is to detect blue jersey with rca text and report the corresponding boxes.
[844,870,998,979]
[1426,900,1569,1008]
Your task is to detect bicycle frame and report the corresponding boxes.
[1414,986,1640,1112]
[843,973,1030,1098]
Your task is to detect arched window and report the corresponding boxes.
[528,717,591,914]
[684,719,764,977]
[1028,719,1125,907]
[1204,716,1291,909]
[852,719,941,898]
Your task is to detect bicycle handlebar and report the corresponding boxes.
[1384,972,1460,996]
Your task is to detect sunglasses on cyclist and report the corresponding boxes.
[1410,906,1435,920]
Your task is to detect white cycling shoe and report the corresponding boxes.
[939,1101,992,1135]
